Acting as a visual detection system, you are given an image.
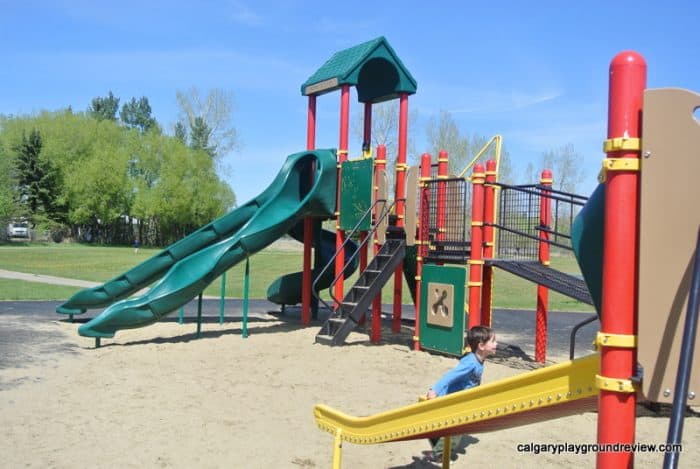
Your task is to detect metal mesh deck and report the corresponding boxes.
[486,259,593,305]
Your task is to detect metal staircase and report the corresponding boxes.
[315,232,405,345]
[312,196,406,346]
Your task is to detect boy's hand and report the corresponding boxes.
[426,389,437,400]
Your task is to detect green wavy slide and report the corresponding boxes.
[74,149,339,338]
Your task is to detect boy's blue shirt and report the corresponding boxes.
[431,352,483,396]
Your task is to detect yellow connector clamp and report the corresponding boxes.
[602,158,640,172]
[596,332,637,348]
[603,137,640,153]
[595,374,637,393]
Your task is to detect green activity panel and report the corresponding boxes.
[419,264,467,356]
[339,158,373,231]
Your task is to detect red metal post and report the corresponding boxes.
[371,145,387,343]
[392,94,409,332]
[414,153,432,351]
[480,159,497,327]
[334,85,350,307]
[436,150,448,249]
[302,95,317,325]
[596,51,646,469]
[535,169,553,363]
[468,164,485,329]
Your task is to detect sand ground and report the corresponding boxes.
[1,311,698,469]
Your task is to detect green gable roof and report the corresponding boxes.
[301,36,417,103]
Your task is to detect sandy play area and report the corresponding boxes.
[1,310,698,469]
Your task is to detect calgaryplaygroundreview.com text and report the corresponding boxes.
[516,442,683,455]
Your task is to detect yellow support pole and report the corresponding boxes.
[332,428,343,469]
[442,436,451,469]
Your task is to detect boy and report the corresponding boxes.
[425,325,497,461]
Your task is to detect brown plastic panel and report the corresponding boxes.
[638,88,700,403]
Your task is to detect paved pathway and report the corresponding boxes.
[0,268,100,288]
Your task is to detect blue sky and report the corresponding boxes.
[1,0,698,204]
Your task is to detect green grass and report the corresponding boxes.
[0,244,594,311]
[0,279,81,300]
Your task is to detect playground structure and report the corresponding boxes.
[305,42,699,469]
[54,37,699,468]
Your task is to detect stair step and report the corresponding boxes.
[315,335,334,345]
[316,238,406,347]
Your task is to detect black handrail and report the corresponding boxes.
[311,198,400,314]
[663,228,700,469]
[491,182,589,206]
[487,223,575,252]
[569,314,598,360]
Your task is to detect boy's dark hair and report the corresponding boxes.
[466,326,494,352]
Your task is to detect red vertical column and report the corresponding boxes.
[436,151,448,251]
[480,159,497,326]
[371,145,387,343]
[468,164,485,329]
[414,153,432,351]
[597,51,646,469]
[392,94,409,332]
[535,169,552,363]
[302,95,317,325]
[334,85,350,307]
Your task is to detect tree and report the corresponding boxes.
[120,97,157,132]
[88,91,120,121]
[351,101,418,191]
[540,143,585,193]
[425,111,469,175]
[174,121,187,144]
[175,88,237,160]
[11,129,66,223]
[189,116,215,158]
[0,136,20,230]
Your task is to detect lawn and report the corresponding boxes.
[0,243,594,312]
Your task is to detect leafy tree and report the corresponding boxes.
[0,135,20,231]
[425,110,469,175]
[540,143,585,193]
[424,110,513,183]
[12,129,65,221]
[189,116,215,158]
[174,121,187,144]
[120,96,157,132]
[0,110,235,246]
[87,91,120,121]
[175,87,238,160]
